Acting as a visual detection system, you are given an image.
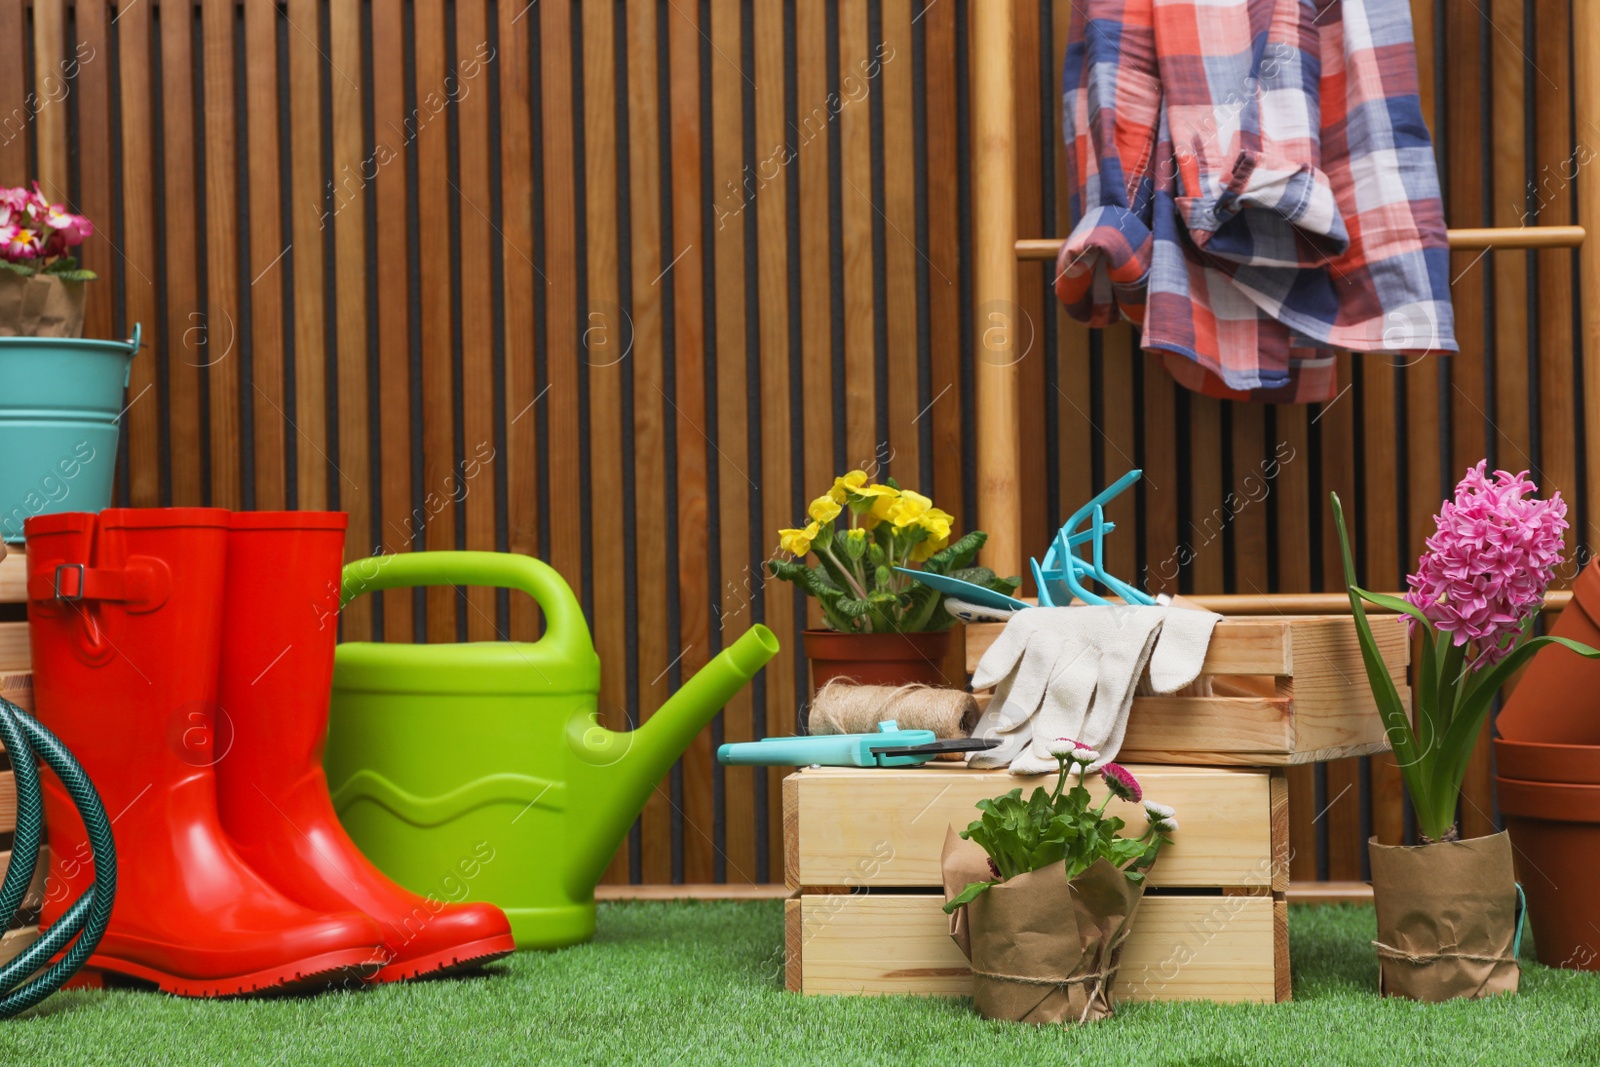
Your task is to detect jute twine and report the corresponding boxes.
[1371,941,1515,965]
[808,679,980,747]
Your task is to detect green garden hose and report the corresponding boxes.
[0,696,115,1017]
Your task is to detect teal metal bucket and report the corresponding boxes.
[0,324,141,542]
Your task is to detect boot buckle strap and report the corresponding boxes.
[29,557,171,612]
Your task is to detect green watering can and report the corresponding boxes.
[325,551,779,950]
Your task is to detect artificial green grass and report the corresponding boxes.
[1,901,1596,1065]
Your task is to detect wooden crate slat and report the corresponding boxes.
[789,892,1281,1002]
[965,614,1408,764]
[0,927,39,969]
[0,554,22,604]
[0,770,14,833]
[788,766,1273,889]
[966,615,1294,677]
[0,672,29,714]
[0,623,28,673]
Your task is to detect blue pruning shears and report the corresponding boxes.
[716,720,1000,768]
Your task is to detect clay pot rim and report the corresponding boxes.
[1496,775,1600,822]
[1493,737,1600,785]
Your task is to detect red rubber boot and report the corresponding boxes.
[26,509,386,996]
[213,512,514,982]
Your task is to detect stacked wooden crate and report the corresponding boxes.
[0,549,42,966]
[784,613,1410,1003]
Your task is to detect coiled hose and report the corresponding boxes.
[0,695,115,1017]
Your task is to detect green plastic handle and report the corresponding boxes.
[339,551,594,660]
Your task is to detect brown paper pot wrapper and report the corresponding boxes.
[0,272,86,338]
[941,829,1143,1024]
[1368,831,1520,1001]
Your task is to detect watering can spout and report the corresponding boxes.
[566,624,780,894]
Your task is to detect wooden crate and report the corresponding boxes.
[784,765,1290,1003]
[0,552,21,604]
[965,613,1410,765]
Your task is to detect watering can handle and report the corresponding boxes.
[338,551,593,659]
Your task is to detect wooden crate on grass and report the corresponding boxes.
[965,613,1409,765]
[784,765,1290,1003]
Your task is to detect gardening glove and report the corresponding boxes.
[967,609,1108,768]
[1139,605,1222,695]
[1009,605,1168,774]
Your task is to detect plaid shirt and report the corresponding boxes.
[1055,0,1455,403]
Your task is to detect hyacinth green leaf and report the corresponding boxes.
[1351,585,1439,752]
[1330,494,1422,781]
[1435,633,1600,813]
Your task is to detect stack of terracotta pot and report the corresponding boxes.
[1495,559,1600,972]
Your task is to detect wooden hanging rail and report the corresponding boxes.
[1014,225,1586,261]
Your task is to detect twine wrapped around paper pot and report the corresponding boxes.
[808,679,980,759]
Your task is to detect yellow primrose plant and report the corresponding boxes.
[769,471,1019,634]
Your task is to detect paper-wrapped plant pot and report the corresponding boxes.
[0,273,86,338]
[1368,831,1521,1000]
[942,829,1142,1024]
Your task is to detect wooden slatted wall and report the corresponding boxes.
[1,0,1584,884]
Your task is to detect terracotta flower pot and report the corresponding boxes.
[1496,776,1600,971]
[1493,738,1600,785]
[1496,558,1600,744]
[802,628,951,691]
[1368,832,1521,1000]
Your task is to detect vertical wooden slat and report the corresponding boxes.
[496,0,539,640]
[882,0,919,486]
[623,0,668,884]
[1579,0,1600,556]
[160,0,203,506]
[1318,363,1364,880]
[454,0,497,638]
[754,0,795,884]
[329,0,373,635]
[74,0,115,343]
[288,0,331,511]
[579,0,628,885]
[539,0,582,590]
[245,0,287,509]
[922,0,962,528]
[0,0,27,185]
[1188,397,1225,592]
[1011,0,1047,555]
[1274,406,1315,879]
[413,0,455,641]
[30,0,67,199]
[371,0,415,639]
[796,0,835,549]
[838,0,875,470]
[202,0,242,509]
[708,0,752,885]
[116,0,162,508]
[665,0,712,886]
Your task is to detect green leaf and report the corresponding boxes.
[1330,494,1429,806]
[1435,632,1600,816]
[943,880,995,912]
[46,269,96,282]
[922,531,986,575]
[0,259,37,276]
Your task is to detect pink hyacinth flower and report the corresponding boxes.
[1405,461,1568,667]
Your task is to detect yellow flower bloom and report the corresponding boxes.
[808,494,842,524]
[886,489,932,528]
[919,507,954,542]
[778,521,820,557]
[847,482,900,528]
[828,470,869,504]
[910,533,949,563]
